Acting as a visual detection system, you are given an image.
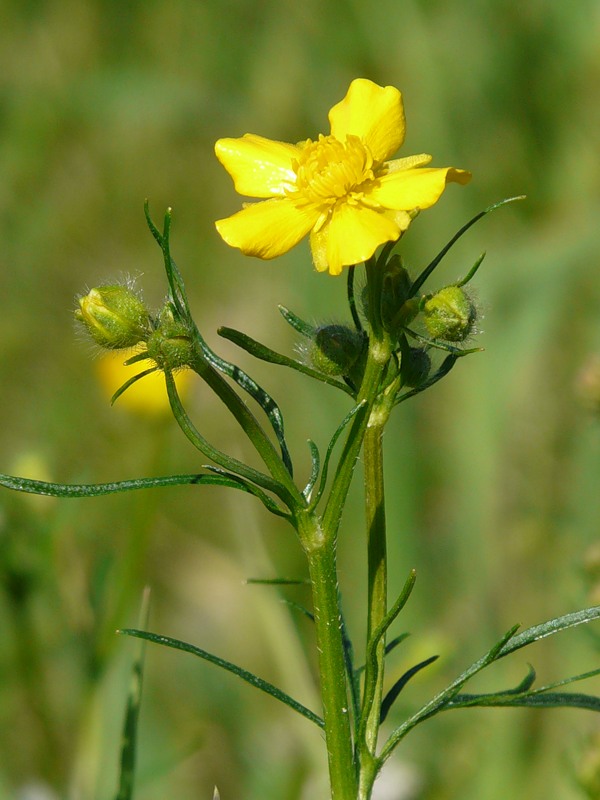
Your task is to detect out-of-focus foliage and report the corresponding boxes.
[1,1,599,798]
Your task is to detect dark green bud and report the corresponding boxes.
[309,324,363,377]
[400,346,431,388]
[146,305,195,370]
[422,286,476,342]
[75,285,150,349]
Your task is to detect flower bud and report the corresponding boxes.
[400,346,431,388]
[422,286,476,342]
[75,285,150,349]
[146,305,195,370]
[309,324,364,377]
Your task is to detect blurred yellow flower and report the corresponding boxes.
[215,78,471,276]
[96,352,192,417]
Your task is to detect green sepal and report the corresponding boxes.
[278,305,316,339]
[115,588,150,800]
[219,326,353,396]
[380,655,439,723]
[118,629,324,730]
[123,351,153,367]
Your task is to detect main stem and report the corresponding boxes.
[302,514,358,800]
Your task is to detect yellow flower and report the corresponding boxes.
[215,78,471,276]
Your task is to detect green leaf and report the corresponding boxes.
[164,371,293,506]
[0,471,252,498]
[409,196,525,297]
[302,440,321,500]
[202,466,290,519]
[278,305,316,339]
[115,588,150,800]
[447,691,600,713]
[380,655,439,723]
[346,266,363,332]
[111,367,158,405]
[202,343,293,476]
[496,606,600,658]
[219,326,353,395]
[245,577,309,586]
[395,354,460,406]
[119,629,324,729]
[307,402,367,510]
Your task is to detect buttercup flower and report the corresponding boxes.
[215,78,471,276]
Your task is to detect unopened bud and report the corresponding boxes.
[146,305,195,370]
[422,286,476,342]
[309,324,364,377]
[75,285,151,349]
[400,347,431,388]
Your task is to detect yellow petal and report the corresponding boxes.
[215,198,316,260]
[214,134,301,198]
[370,167,471,211]
[385,153,432,173]
[328,79,405,163]
[310,203,400,276]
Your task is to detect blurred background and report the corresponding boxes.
[1,0,600,798]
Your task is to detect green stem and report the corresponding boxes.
[301,513,358,800]
[357,409,389,799]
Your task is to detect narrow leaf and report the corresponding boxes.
[115,588,150,800]
[447,691,600,713]
[111,367,158,405]
[409,196,525,297]
[308,402,367,509]
[395,354,459,406]
[380,656,439,723]
[245,577,309,586]
[278,305,316,339]
[0,471,252,498]
[164,371,292,504]
[202,466,290,519]
[219,326,352,395]
[496,606,600,659]
[201,343,293,476]
[119,629,324,729]
[302,440,321,500]
[346,266,363,332]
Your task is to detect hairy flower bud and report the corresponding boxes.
[422,286,476,342]
[400,346,431,388]
[309,324,364,377]
[75,285,151,349]
[146,305,195,370]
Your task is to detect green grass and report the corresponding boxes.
[1,1,600,798]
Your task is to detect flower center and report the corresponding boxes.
[290,134,377,212]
